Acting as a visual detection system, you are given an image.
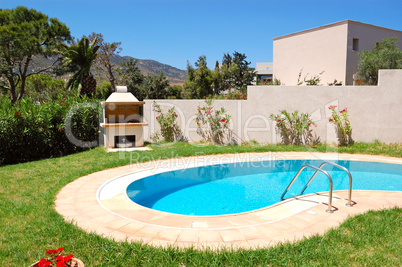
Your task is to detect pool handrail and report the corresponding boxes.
[281,164,335,213]
[300,161,353,207]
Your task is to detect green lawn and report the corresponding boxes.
[0,142,401,266]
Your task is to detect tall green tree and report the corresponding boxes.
[0,6,71,103]
[211,61,224,95]
[120,59,144,99]
[61,36,100,97]
[86,32,122,91]
[142,71,170,99]
[166,85,183,99]
[222,51,256,92]
[183,61,197,98]
[183,56,213,98]
[194,55,213,97]
[357,37,402,85]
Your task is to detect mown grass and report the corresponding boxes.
[0,142,401,266]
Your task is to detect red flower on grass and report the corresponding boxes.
[64,255,74,262]
[46,249,56,255]
[39,247,73,267]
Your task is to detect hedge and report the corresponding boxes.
[0,96,101,166]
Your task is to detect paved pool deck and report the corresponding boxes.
[55,152,402,250]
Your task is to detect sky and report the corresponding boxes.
[1,0,402,70]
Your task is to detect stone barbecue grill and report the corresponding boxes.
[100,86,147,148]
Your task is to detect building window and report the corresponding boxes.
[353,38,359,51]
[257,75,273,85]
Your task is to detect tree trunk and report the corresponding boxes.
[107,63,116,92]
[7,76,17,104]
[17,57,31,101]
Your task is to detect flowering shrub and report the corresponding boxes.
[270,110,317,145]
[0,96,100,166]
[36,247,74,267]
[152,101,182,142]
[205,90,247,100]
[195,99,231,145]
[328,105,353,146]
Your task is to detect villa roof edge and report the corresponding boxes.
[273,20,402,41]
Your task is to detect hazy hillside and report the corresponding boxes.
[30,54,187,85]
[112,55,187,85]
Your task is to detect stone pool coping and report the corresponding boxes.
[55,152,402,250]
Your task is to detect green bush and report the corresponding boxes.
[328,105,353,146]
[152,101,182,142]
[0,96,100,166]
[270,110,318,145]
[24,74,76,103]
[195,99,232,145]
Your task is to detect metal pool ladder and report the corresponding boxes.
[281,161,353,213]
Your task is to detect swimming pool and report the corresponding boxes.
[125,159,402,216]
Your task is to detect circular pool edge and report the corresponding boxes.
[56,152,402,250]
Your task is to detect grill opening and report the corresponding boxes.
[114,135,136,148]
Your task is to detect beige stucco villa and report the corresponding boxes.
[266,20,402,85]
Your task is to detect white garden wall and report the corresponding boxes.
[143,69,402,144]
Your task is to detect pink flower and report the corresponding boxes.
[329,118,333,122]
[221,118,226,123]
[205,108,211,114]
[276,119,281,123]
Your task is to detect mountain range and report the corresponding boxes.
[30,54,188,85]
[110,55,187,85]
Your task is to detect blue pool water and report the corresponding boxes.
[126,160,402,216]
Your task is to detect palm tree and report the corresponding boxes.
[62,36,99,97]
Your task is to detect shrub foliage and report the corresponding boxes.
[0,96,100,166]
[270,110,317,145]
